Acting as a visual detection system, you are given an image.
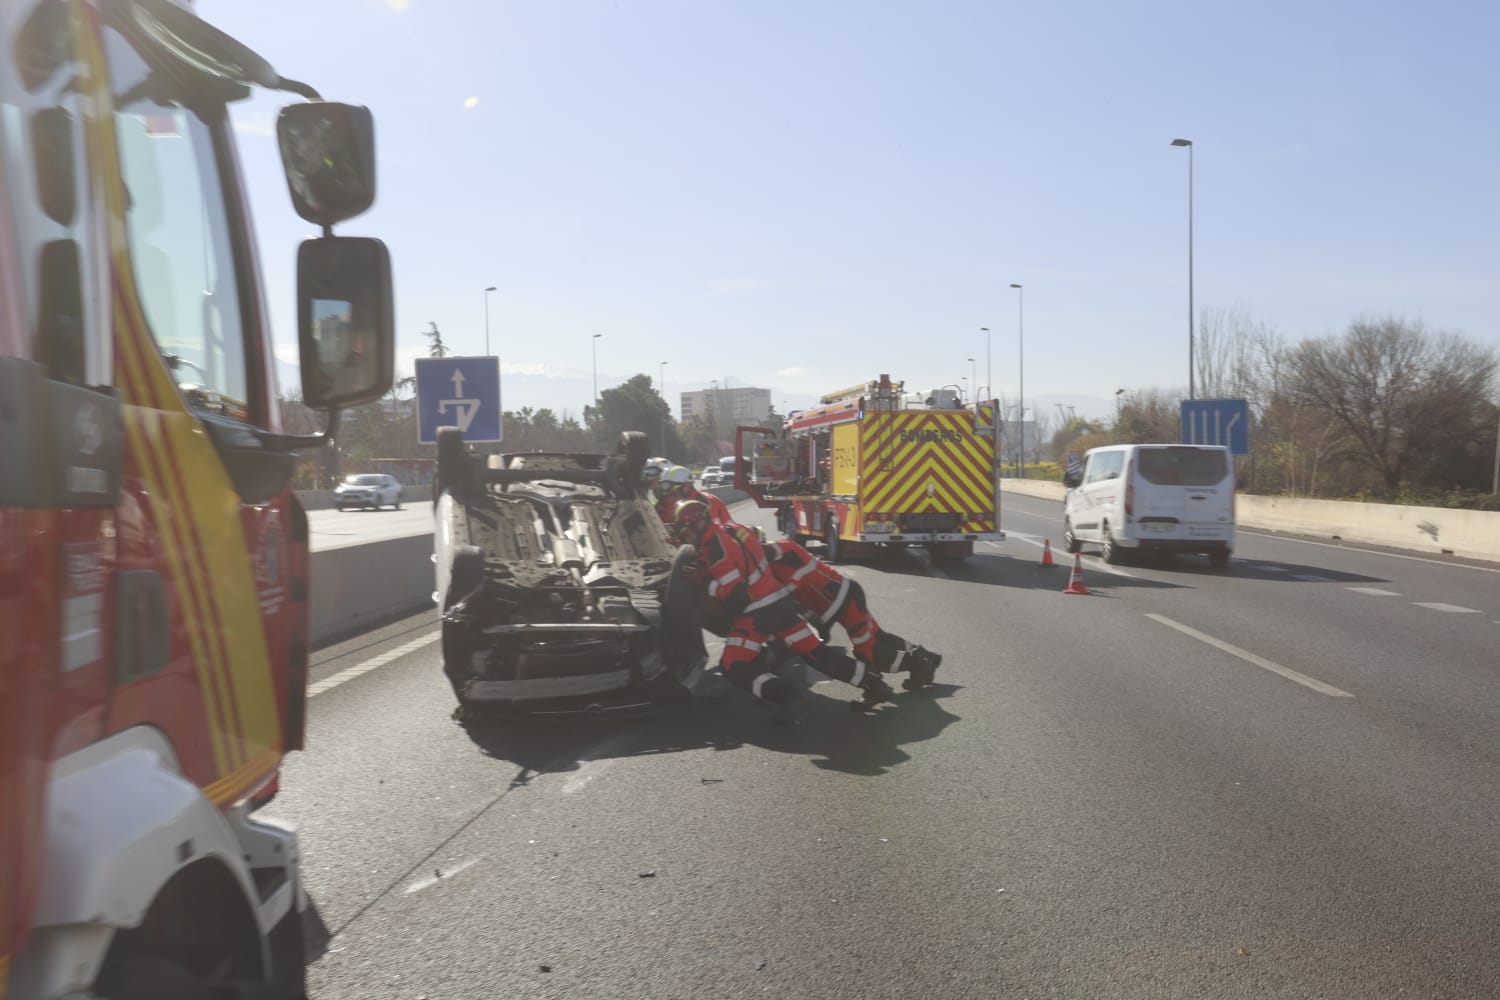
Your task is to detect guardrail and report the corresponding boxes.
[1000,479,1500,563]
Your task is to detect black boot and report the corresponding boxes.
[901,644,943,691]
[851,672,895,713]
[754,673,807,724]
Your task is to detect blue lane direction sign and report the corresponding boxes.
[1180,398,1250,455]
[415,356,502,444]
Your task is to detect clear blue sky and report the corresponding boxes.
[209,0,1500,422]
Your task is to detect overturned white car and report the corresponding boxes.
[433,429,705,717]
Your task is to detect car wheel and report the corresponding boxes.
[659,544,707,680]
[1208,548,1231,571]
[1063,517,1081,554]
[824,519,843,563]
[437,426,470,501]
[394,493,402,510]
[1102,525,1122,565]
[442,546,486,702]
[618,431,649,493]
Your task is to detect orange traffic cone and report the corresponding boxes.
[1062,553,1090,595]
[1040,539,1056,568]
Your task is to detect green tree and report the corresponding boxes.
[585,374,684,459]
[423,321,449,359]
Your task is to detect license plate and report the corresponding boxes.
[1146,523,1174,533]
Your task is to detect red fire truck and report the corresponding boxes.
[1,1,392,996]
[736,375,1004,562]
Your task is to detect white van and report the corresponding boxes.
[1061,444,1235,569]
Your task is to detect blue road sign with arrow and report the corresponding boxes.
[415,356,502,444]
[1180,398,1250,455]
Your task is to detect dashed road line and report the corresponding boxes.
[308,632,441,697]
[1145,614,1354,699]
[1413,603,1482,614]
[1347,587,1401,597]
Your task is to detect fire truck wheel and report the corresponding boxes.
[437,426,471,501]
[824,521,843,563]
[659,543,706,677]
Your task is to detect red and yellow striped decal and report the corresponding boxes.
[77,10,282,803]
[859,411,996,528]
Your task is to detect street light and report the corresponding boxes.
[592,333,602,403]
[1010,283,1024,478]
[483,285,497,355]
[980,327,991,403]
[1171,137,1194,398]
[967,358,976,403]
[659,360,669,455]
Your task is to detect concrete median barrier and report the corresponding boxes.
[310,534,435,646]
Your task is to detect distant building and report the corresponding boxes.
[680,385,772,425]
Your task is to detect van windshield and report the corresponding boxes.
[1136,447,1228,486]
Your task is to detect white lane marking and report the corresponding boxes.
[1235,528,1500,575]
[1293,574,1335,582]
[1347,587,1401,597]
[1145,614,1354,699]
[1413,602,1482,614]
[308,632,441,697]
[404,857,479,894]
[1257,565,1290,573]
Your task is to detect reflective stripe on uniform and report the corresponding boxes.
[751,673,776,699]
[820,575,852,625]
[850,662,866,687]
[707,567,742,597]
[890,648,907,671]
[743,584,793,614]
[781,624,817,646]
[725,636,762,652]
[849,624,875,645]
[791,559,820,582]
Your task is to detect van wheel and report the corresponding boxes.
[1208,548,1231,571]
[1063,518,1081,554]
[1102,526,1123,565]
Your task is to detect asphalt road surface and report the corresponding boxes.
[281,496,1500,999]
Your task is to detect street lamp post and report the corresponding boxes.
[659,360,669,455]
[1009,283,1024,478]
[981,327,991,403]
[1171,138,1194,398]
[592,334,602,404]
[483,285,496,355]
[967,358,976,403]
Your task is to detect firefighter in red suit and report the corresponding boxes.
[655,465,732,526]
[760,536,942,690]
[671,500,894,713]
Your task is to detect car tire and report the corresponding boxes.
[1102,525,1122,565]
[1063,517,1081,554]
[659,543,706,680]
[1208,547,1231,571]
[394,493,402,510]
[619,431,649,494]
[441,545,486,702]
[437,426,470,501]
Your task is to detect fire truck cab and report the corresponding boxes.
[736,375,1004,563]
[1,1,393,997]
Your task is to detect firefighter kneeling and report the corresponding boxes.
[672,500,895,715]
[761,536,942,691]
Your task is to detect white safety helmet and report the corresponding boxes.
[658,464,693,497]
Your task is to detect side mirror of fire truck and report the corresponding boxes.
[296,236,394,412]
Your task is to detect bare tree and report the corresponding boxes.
[1289,318,1498,490]
[423,321,449,359]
